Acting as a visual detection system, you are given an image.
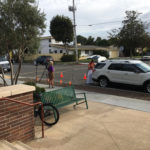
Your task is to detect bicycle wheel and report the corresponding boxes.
[38,103,59,126]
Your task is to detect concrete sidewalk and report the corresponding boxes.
[1,80,150,150]
[37,83,150,113]
[27,84,150,150]
[28,100,150,150]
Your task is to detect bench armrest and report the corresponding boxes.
[75,92,88,109]
[76,92,86,95]
[75,92,86,99]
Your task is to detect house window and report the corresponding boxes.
[49,44,51,47]
[49,39,51,42]
[49,49,51,53]
[55,50,57,53]
[85,50,89,54]
[60,50,63,53]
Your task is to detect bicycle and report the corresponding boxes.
[34,94,59,126]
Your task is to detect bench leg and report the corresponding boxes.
[73,100,88,109]
[53,109,57,121]
[75,101,78,105]
[84,94,88,109]
[73,104,76,109]
[74,93,88,109]
[85,99,88,109]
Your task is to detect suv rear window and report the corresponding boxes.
[95,63,106,69]
[108,63,122,71]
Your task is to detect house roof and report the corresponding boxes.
[39,36,57,40]
[50,44,119,51]
[40,36,51,40]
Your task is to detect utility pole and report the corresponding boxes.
[69,0,78,63]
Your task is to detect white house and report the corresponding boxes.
[50,45,119,58]
[38,36,67,54]
[38,36,119,58]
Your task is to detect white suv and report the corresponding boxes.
[92,59,150,93]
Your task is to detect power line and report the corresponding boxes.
[77,16,150,27]
[78,20,122,27]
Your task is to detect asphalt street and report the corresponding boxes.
[0,61,149,100]
[12,61,150,94]
[16,63,88,85]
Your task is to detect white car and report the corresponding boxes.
[87,55,106,62]
[97,56,106,62]
[86,55,99,59]
[142,56,150,60]
[92,59,150,93]
[0,56,10,72]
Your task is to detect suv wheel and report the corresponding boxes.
[145,82,150,93]
[99,77,108,87]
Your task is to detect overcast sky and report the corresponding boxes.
[38,0,150,39]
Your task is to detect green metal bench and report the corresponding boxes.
[40,86,88,109]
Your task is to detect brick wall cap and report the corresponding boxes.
[0,84,35,98]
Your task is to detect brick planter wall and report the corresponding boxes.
[0,84,35,142]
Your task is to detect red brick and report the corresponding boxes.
[0,91,35,142]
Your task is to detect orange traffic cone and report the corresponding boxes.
[83,73,87,80]
[69,81,72,86]
[60,80,63,85]
[60,72,64,78]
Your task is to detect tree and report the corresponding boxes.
[95,37,110,46]
[77,35,87,45]
[95,37,102,46]
[0,0,46,85]
[86,36,95,45]
[109,10,150,57]
[50,15,73,53]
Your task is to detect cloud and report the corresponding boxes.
[38,0,150,38]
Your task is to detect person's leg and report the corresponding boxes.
[52,79,54,88]
[51,72,54,88]
[49,80,50,88]
[48,73,50,88]
[86,70,90,84]
[89,70,93,84]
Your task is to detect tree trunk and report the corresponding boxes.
[0,67,7,86]
[14,55,22,84]
[13,49,23,85]
[8,55,14,85]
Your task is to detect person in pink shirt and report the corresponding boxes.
[87,59,95,84]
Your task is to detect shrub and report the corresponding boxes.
[78,50,81,58]
[24,81,45,99]
[61,54,76,62]
[24,81,36,86]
